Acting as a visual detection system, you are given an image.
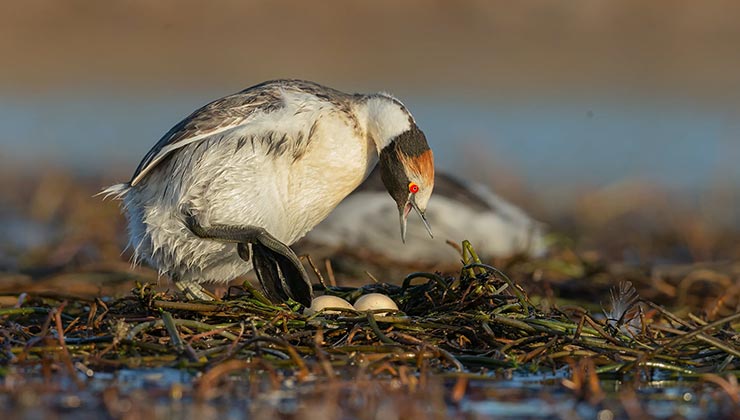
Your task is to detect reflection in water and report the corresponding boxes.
[0,366,723,419]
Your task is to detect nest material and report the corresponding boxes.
[1,242,738,388]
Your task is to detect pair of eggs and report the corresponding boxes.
[307,293,398,316]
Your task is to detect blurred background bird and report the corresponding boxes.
[296,167,547,278]
[103,79,435,305]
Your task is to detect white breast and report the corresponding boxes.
[283,115,377,242]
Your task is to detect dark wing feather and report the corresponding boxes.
[129,79,356,186]
[129,87,285,186]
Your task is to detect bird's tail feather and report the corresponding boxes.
[97,183,131,200]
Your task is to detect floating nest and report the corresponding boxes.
[1,242,739,396]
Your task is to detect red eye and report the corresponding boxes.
[409,183,419,194]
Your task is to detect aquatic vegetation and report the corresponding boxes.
[1,242,737,384]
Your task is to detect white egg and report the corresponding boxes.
[353,293,399,316]
[305,295,354,315]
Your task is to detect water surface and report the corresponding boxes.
[1,91,738,193]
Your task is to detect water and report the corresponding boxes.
[1,90,739,193]
[414,97,740,190]
[0,366,727,419]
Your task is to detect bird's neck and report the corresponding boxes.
[355,95,412,154]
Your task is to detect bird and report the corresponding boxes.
[102,79,435,306]
[297,167,547,269]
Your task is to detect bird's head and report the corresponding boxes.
[379,126,435,242]
[361,93,435,242]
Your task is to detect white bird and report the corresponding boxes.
[103,80,435,305]
[299,168,547,266]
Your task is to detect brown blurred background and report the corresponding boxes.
[2,1,740,97]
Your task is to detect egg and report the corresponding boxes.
[305,295,354,315]
[353,293,399,316]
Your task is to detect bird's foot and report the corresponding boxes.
[250,241,313,306]
[181,212,313,306]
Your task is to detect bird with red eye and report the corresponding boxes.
[103,79,435,306]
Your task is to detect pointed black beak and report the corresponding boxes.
[399,194,433,243]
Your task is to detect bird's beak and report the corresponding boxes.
[399,194,433,243]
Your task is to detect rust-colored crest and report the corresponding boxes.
[401,149,435,186]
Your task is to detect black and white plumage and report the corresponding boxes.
[299,168,547,266]
[103,80,435,305]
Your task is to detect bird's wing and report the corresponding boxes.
[129,88,285,186]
